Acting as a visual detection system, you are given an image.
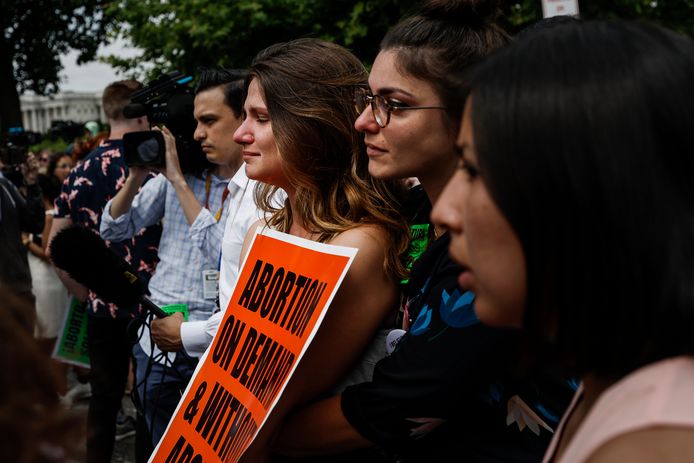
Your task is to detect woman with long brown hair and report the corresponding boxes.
[232,38,410,461]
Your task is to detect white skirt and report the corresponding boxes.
[28,253,69,338]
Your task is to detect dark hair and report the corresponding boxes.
[248,38,410,281]
[38,174,60,204]
[518,14,580,37]
[41,152,73,203]
[46,151,71,179]
[102,79,142,121]
[381,0,509,129]
[469,20,694,379]
[195,68,248,118]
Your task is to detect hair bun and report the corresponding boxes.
[420,0,500,26]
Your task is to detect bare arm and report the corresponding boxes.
[239,225,399,461]
[108,167,148,219]
[47,216,88,301]
[23,233,46,262]
[23,211,53,262]
[274,395,371,457]
[41,212,53,254]
[157,126,202,225]
[287,225,399,397]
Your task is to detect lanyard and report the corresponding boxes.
[204,171,230,222]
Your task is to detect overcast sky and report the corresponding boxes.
[59,39,139,93]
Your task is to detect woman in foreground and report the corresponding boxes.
[233,38,410,462]
[433,19,694,462]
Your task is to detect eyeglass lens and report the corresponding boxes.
[372,95,388,127]
[354,88,367,113]
[354,88,388,128]
[354,88,390,128]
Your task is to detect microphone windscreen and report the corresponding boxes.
[50,225,146,308]
[123,103,147,119]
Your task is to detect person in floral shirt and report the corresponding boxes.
[48,80,162,463]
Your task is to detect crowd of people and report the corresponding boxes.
[2,0,694,462]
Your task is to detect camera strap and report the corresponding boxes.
[204,171,230,222]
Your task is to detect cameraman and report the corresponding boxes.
[100,69,255,449]
[0,151,44,326]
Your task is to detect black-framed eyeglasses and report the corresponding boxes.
[354,87,447,128]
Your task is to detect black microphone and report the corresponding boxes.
[50,225,168,318]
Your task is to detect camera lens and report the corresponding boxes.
[137,138,161,163]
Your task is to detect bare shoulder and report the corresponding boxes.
[587,427,694,463]
[329,224,388,251]
[243,218,270,240]
[240,218,270,263]
[249,218,268,232]
[328,225,392,287]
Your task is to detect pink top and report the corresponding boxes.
[543,356,694,463]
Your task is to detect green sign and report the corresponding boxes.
[53,296,90,368]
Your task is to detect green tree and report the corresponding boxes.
[106,0,694,85]
[1,1,110,135]
[107,0,694,82]
[500,0,694,35]
[104,0,418,80]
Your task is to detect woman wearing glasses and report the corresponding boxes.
[267,1,573,462]
[232,38,411,462]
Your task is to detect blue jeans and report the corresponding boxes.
[132,341,198,448]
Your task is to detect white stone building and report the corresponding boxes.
[20,91,104,134]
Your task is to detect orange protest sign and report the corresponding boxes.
[150,227,357,463]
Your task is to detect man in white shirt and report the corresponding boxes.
[102,69,263,449]
[158,164,260,357]
[148,70,266,360]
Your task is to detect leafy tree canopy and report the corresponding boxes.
[105,0,694,85]
[103,0,419,80]
[5,0,694,135]
[2,0,108,95]
[501,0,694,35]
[1,0,108,133]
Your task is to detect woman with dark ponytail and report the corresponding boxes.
[261,2,573,462]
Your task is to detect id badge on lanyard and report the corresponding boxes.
[202,269,220,300]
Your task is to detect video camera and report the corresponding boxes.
[0,127,41,186]
[122,71,203,171]
[1,127,31,166]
